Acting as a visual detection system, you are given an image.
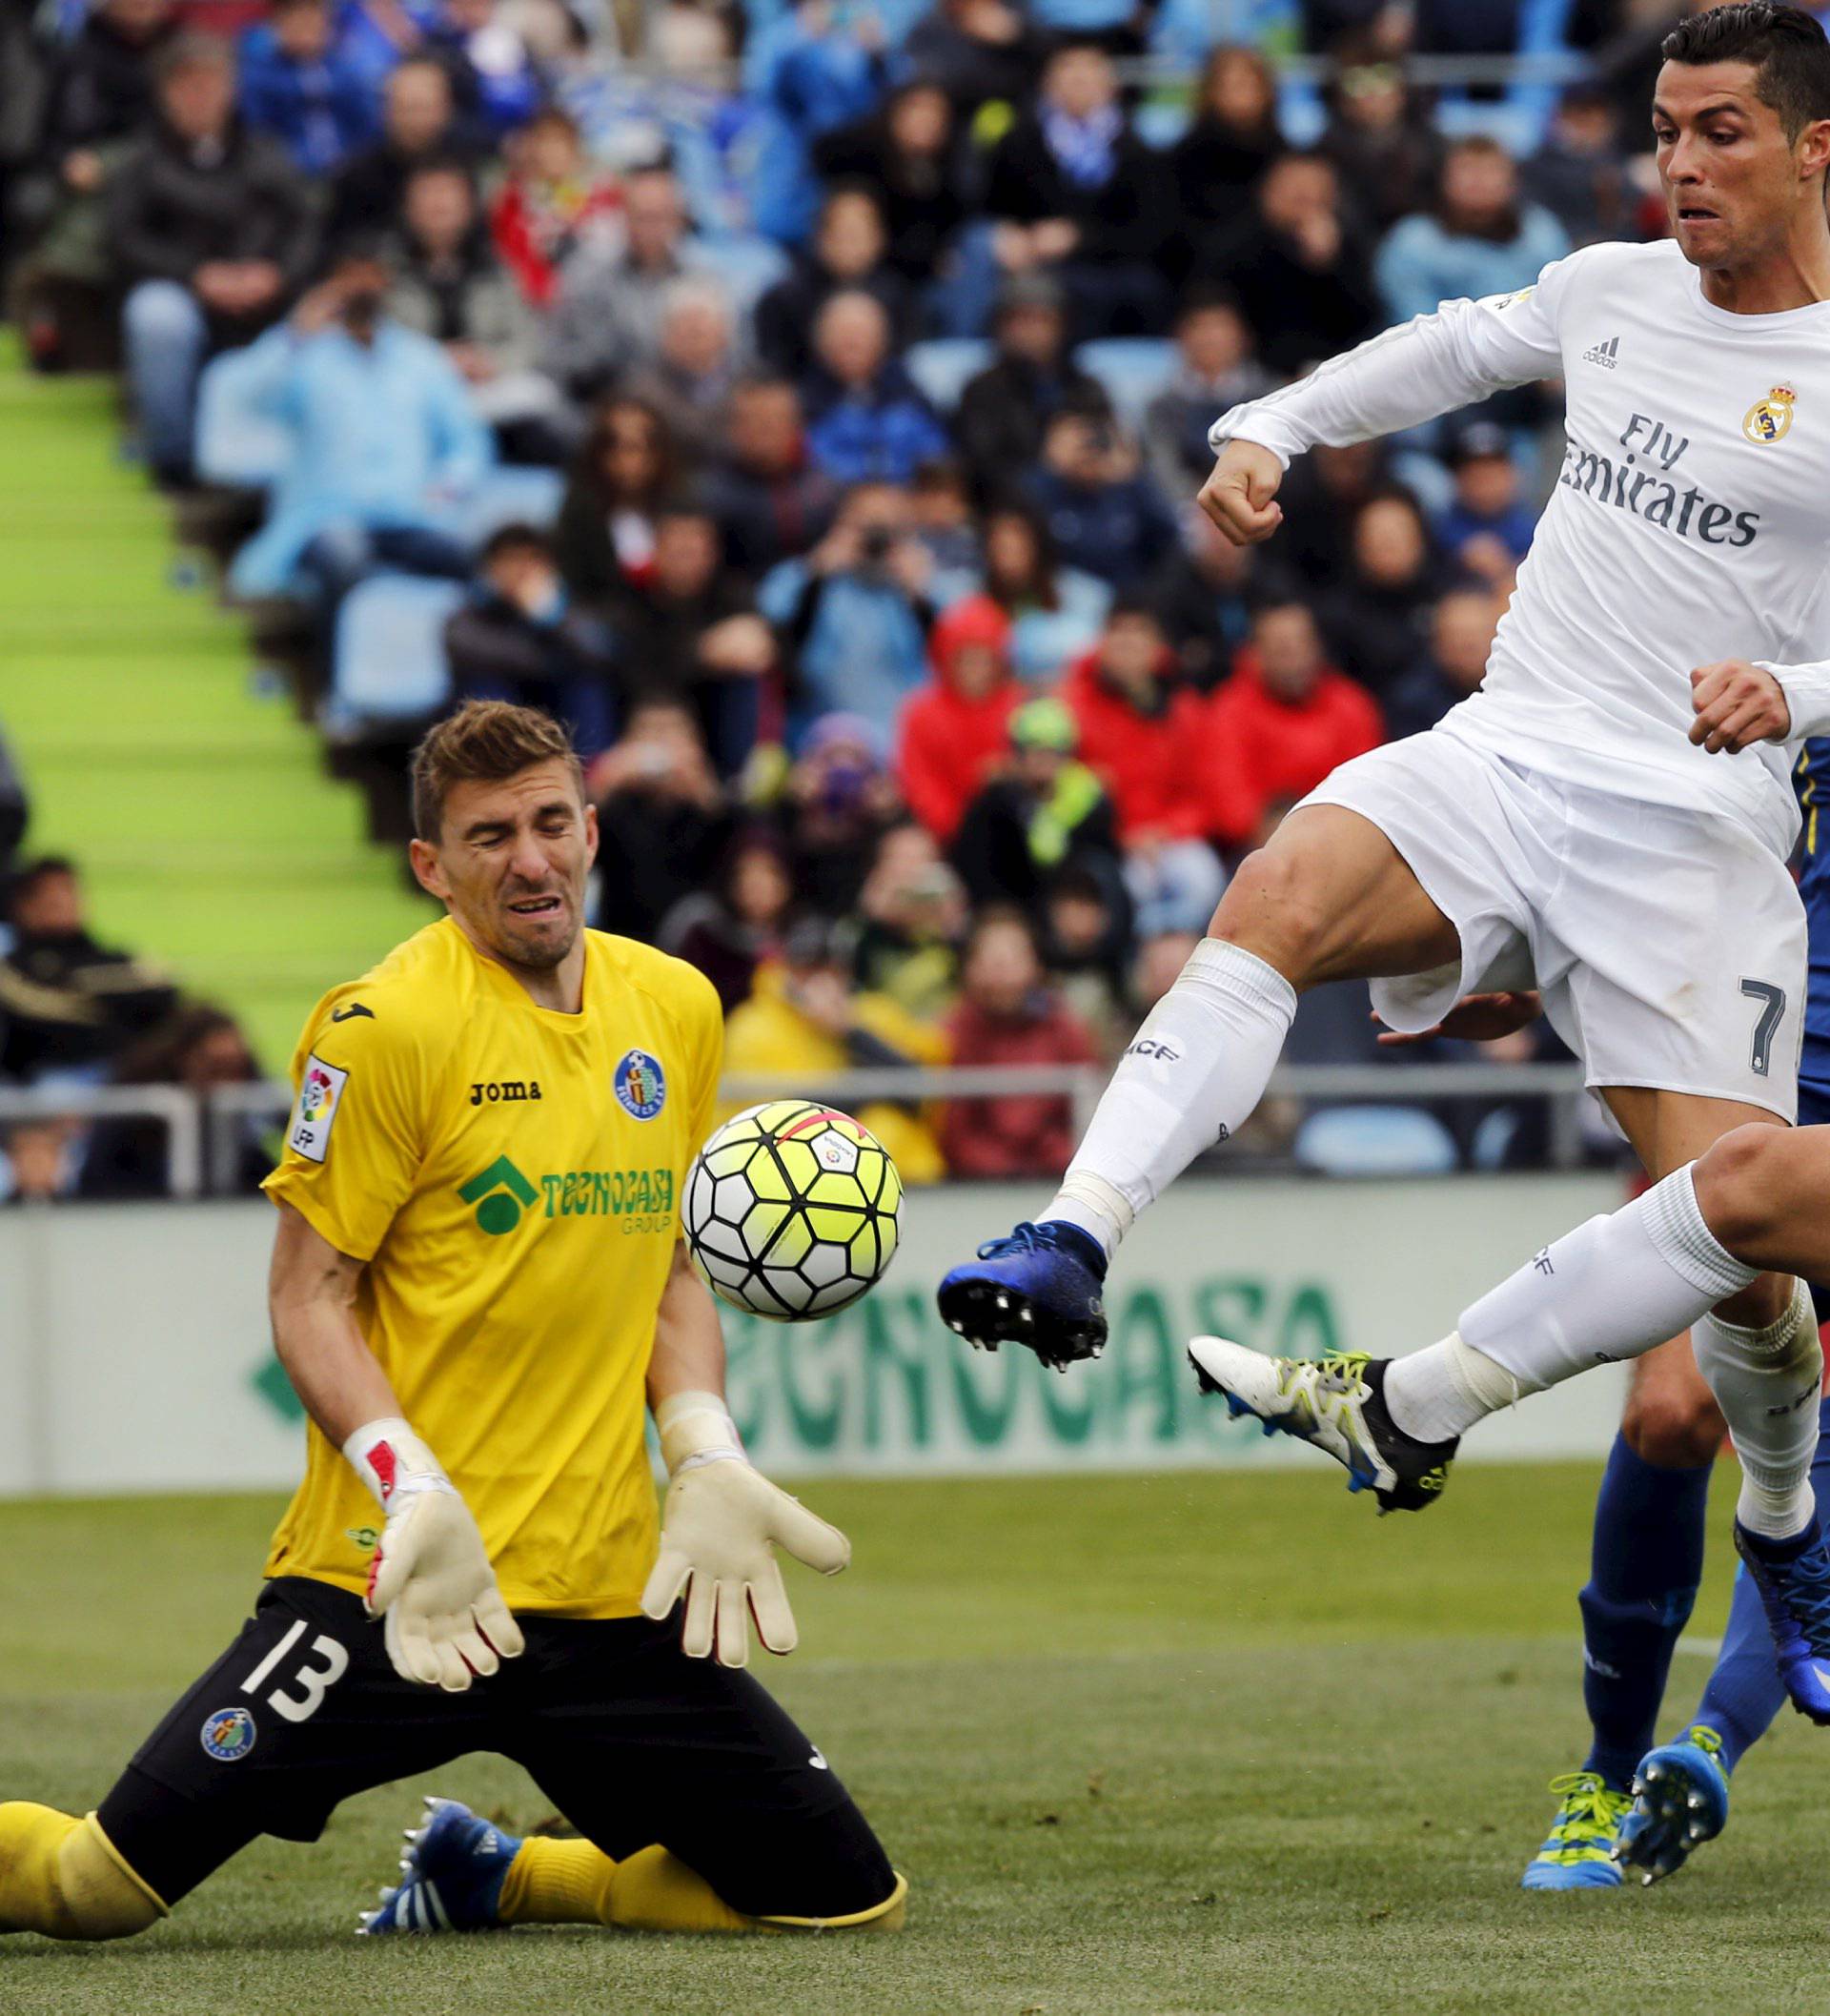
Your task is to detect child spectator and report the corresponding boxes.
[661,826,798,1014]
[553,397,678,606]
[813,81,973,295]
[236,0,374,177]
[1062,601,1223,936]
[896,597,1023,845]
[970,503,1110,684]
[1207,600,1383,850]
[443,523,620,758]
[1143,288,1273,499]
[951,694,1125,917]
[1024,409,1178,593]
[1382,583,1501,743]
[756,185,910,379]
[1434,421,1536,583]
[939,906,1096,1178]
[800,291,949,486]
[851,822,968,1021]
[704,378,839,578]
[909,458,981,578]
[953,274,1110,498]
[489,105,621,310]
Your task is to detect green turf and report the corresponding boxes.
[4,1463,1826,2014]
[0,344,436,1069]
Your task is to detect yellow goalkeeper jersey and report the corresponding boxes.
[261,916,722,1618]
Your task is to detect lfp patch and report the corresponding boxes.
[614,1049,667,1121]
[200,1706,256,1761]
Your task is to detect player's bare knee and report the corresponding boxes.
[1619,1383,1724,1469]
[1693,1123,1787,1265]
[1210,848,1329,986]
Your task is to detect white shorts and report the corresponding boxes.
[1302,728,1806,1122]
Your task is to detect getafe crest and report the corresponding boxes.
[1742,383,1796,445]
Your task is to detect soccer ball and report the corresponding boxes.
[683,1101,903,1320]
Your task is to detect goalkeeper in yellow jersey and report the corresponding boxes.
[0,701,905,1944]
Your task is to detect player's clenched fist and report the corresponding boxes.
[1197,438,1286,545]
[346,1420,525,1691]
[1689,660,1791,754]
[641,1391,849,1667]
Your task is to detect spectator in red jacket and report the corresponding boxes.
[940,906,1097,1178]
[895,597,1023,845]
[1062,601,1225,935]
[1207,599,1384,850]
[489,106,621,311]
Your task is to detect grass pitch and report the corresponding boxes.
[3,1464,1826,2015]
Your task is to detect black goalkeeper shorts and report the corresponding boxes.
[97,1577,892,1918]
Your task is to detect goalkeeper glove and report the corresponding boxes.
[640,1391,850,1668]
[344,1419,525,1692]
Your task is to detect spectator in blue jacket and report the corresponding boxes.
[1023,409,1178,595]
[800,291,949,486]
[226,248,491,607]
[1433,421,1537,586]
[237,0,375,177]
[761,479,937,734]
[1374,134,1570,327]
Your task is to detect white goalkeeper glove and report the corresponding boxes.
[344,1419,526,1692]
[640,1392,850,1668]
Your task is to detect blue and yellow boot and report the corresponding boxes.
[1519,1772,1633,1890]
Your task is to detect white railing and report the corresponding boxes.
[0,1061,1595,1197]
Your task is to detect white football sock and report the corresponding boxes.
[1382,1165,1759,1443]
[1693,1279,1822,1541]
[1044,939,1296,1255]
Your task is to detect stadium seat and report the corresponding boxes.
[195,346,295,491]
[327,575,463,736]
[904,338,994,417]
[1292,1105,1460,1177]
[1077,339,1176,434]
[437,467,565,548]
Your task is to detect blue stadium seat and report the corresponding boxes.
[328,575,463,735]
[438,468,565,548]
[195,346,295,491]
[1292,1105,1460,1177]
[904,337,994,417]
[1077,338,1177,433]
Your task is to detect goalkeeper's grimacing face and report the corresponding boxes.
[410,759,598,973]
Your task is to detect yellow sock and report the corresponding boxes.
[0,1804,166,1941]
[497,1837,908,1934]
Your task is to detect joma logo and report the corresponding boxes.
[470,1079,543,1107]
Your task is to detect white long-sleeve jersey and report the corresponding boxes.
[1210,237,1830,860]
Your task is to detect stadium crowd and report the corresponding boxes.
[0,0,1684,1192]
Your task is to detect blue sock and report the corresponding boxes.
[1689,1395,1830,1774]
[1577,1432,1712,1793]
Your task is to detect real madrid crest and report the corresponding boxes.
[1742,383,1796,445]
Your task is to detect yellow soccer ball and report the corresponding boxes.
[683,1101,903,1320]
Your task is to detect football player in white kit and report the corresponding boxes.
[940,1,1830,1880]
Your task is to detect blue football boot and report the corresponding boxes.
[1614,1725,1729,1885]
[1519,1772,1632,1890]
[357,1796,519,1934]
[937,1220,1108,1371]
[1733,1518,1830,1725]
